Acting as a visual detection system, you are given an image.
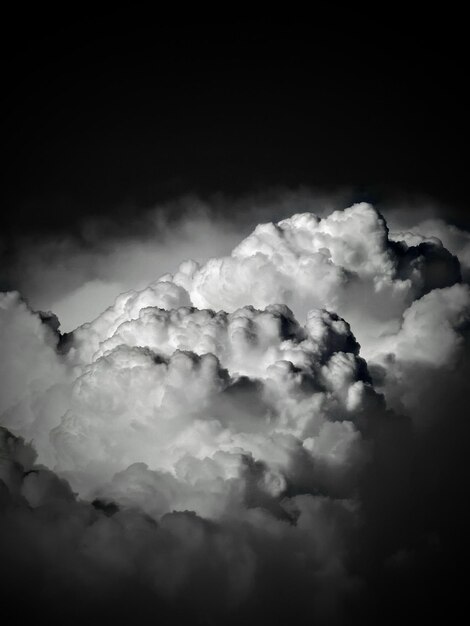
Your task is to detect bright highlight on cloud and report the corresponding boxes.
[1,201,469,625]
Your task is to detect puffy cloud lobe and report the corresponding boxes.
[383,284,470,367]
[0,290,379,525]
[72,280,190,364]
[370,283,470,422]
[53,304,376,509]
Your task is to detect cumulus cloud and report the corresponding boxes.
[1,199,469,624]
[157,203,461,357]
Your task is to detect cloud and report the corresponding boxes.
[0,424,363,625]
[158,203,461,357]
[369,283,470,424]
[390,217,470,281]
[13,301,375,509]
[1,200,469,624]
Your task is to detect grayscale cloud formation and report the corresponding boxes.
[1,201,469,625]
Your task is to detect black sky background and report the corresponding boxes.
[1,21,468,243]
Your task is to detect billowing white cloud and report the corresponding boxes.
[156,203,461,356]
[54,303,376,509]
[1,200,469,625]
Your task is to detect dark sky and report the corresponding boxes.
[2,21,468,239]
